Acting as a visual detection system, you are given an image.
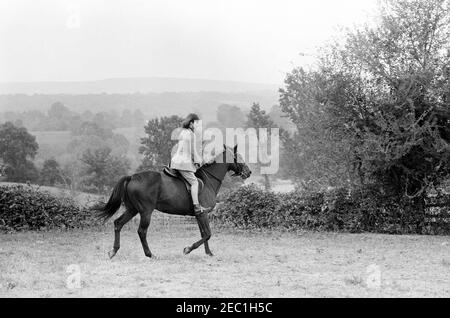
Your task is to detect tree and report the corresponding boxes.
[216,104,246,128]
[71,121,113,139]
[40,159,66,186]
[68,121,129,158]
[48,102,72,120]
[280,0,450,205]
[92,112,115,132]
[245,103,279,191]
[63,120,130,192]
[80,147,130,193]
[280,67,358,189]
[132,109,146,127]
[138,115,183,172]
[44,102,77,131]
[0,122,39,183]
[268,105,296,134]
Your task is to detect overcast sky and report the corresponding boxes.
[0,0,378,85]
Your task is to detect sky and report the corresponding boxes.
[0,0,378,85]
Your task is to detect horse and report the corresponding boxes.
[95,145,252,259]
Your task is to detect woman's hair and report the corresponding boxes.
[182,113,200,129]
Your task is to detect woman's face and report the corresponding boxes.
[191,120,201,131]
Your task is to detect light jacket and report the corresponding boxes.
[170,128,202,172]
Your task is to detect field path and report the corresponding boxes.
[1,217,449,298]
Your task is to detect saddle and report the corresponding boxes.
[163,166,204,193]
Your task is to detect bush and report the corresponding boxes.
[212,185,450,235]
[0,184,100,232]
[212,185,281,229]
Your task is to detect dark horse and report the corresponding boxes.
[95,145,251,258]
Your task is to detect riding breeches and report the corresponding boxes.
[178,170,200,205]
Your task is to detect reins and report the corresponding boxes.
[197,148,243,194]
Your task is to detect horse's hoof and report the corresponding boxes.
[108,250,117,259]
[207,252,214,257]
[183,247,191,255]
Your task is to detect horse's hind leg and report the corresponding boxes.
[138,209,154,258]
[109,209,137,259]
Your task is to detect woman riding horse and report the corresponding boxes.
[95,135,251,258]
[171,113,210,216]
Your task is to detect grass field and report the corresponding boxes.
[1,214,449,298]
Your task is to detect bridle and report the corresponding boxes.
[200,149,244,184]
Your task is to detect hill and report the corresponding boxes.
[0,77,279,95]
[0,91,279,124]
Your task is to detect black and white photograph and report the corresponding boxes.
[0,0,449,300]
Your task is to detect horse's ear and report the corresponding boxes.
[234,144,238,153]
[223,144,227,151]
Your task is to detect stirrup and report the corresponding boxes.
[194,205,211,216]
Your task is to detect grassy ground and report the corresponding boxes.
[1,214,449,298]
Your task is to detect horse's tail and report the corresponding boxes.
[95,176,132,221]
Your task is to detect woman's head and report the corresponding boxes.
[182,113,200,130]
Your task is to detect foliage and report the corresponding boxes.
[67,126,130,159]
[39,159,66,187]
[212,185,281,228]
[280,0,450,201]
[216,104,246,129]
[212,185,450,235]
[0,122,39,183]
[245,103,281,190]
[0,184,99,232]
[0,102,146,132]
[57,120,131,192]
[71,121,113,139]
[138,115,183,172]
[79,147,130,194]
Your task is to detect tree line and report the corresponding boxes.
[0,102,145,132]
[0,102,288,194]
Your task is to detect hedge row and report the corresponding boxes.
[0,184,100,232]
[211,185,450,235]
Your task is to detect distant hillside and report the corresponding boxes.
[0,77,279,95]
[0,91,279,124]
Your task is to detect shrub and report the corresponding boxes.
[212,184,450,235]
[0,184,100,232]
[211,185,281,228]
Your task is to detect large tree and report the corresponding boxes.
[80,147,130,193]
[217,104,246,128]
[245,103,281,191]
[39,159,66,187]
[280,0,450,201]
[0,122,39,182]
[138,115,183,172]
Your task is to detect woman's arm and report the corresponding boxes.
[186,130,203,165]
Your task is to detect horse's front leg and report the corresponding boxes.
[183,212,212,255]
[203,236,214,257]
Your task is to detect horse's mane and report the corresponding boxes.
[200,146,234,168]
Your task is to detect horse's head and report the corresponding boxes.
[222,145,252,180]
[203,144,251,181]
